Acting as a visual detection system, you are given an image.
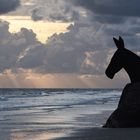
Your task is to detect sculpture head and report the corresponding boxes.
[105,36,125,79]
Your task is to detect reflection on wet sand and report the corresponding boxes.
[10,130,66,140]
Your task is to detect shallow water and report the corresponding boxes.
[0,89,122,140]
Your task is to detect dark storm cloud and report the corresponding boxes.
[70,0,140,24]
[73,0,140,17]
[0,0,20,14]
[93,15,126,24]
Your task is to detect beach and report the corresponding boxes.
[0,88,129,140]
[53,127,140,140]
[1,110,140,140]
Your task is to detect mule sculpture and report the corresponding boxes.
[104,37,140,128]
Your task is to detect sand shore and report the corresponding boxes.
[53,128,140,140]
[1,127,140,140]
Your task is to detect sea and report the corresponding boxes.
[0,89,122,140]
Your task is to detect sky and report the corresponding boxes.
[0,0,139,88]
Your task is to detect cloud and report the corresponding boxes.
[1,0,139,88]
[0,0,20,14]
[30,0,81,22]
[0,21,40,72]
[0,19,140,76]
[70,0,140,24]
[31,8,43,21]
[22,0,140,24]
[18,20,140,79]
[0,19,139,87]
[0,20,108,75]
[0,68,129,88]
[7,0,140,24]
[79,70,129,88]
[17,22,112,74]
[73,0,140,17]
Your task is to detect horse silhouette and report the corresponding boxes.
[106,36,140,83]
[104,37,140,127]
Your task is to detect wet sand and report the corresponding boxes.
[1,127,140,140]
[53,128,140,140]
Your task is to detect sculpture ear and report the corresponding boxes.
[113,36,125,49]
[119,36,125,48]
[113,37,120,49]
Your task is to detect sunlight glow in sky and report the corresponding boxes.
[0,16,71,43]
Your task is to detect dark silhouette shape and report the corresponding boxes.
[104,37,140,128]
[105,36,140,83]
